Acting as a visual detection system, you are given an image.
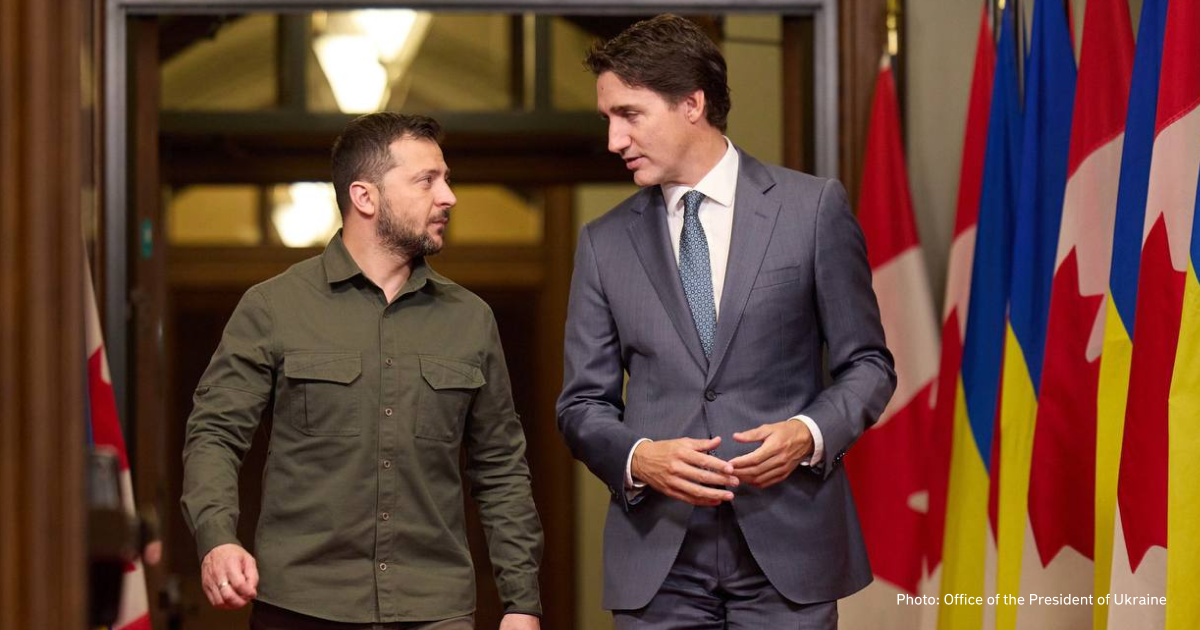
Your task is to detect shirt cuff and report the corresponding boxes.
[625,438,651,501]
[194,516,240,563]
[497,575,542,616]
[789,415,824,466]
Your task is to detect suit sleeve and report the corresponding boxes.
[800,178,897,480]
[556,224,642,509]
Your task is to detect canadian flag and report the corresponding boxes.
[1023,0,1133,626]
[85,256,152,630]
[841,54,940,630]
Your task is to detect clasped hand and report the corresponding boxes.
[630,420,814,505]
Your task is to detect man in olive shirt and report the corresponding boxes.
[181,113,542,630]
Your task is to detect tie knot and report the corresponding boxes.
[682,190,705,216]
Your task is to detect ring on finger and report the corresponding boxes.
[218,580,230,589]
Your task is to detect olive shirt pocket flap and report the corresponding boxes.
[418,356,486,390]
[415,356,485,442]
[283,352,362,384]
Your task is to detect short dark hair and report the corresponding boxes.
[584,14,731,132]
[330,113,443,215]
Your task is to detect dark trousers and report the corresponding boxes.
[613,504,837,630]
[250,601,473,630]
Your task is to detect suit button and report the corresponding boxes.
[705,390,717,402]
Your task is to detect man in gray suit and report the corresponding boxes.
[556,15,896,629]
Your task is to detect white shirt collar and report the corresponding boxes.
[662,137,739,216]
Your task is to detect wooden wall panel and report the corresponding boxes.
[533,186,577,630]
[783,15,816,173]
[0,0,89,627]
[839,0,891,207]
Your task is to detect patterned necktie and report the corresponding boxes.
[678,189,716,358]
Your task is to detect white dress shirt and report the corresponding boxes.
[624,139,825,498]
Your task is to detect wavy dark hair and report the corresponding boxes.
[584,14,731,132]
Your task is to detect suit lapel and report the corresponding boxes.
[706,150,780,384]
[627,188,708,371]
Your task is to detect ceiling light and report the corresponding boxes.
[272,183,340,247]
[313,34,389,113]
[352,9,418,63]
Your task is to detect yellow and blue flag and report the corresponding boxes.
[1093,0,1167,627]
[928,1,993,610]
[1166,149,1200,630]
[993,1,1076,628]
[937,3,1021,628]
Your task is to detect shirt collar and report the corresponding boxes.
[322,230,453,290]
[322,230,362,284]
[662,137,739,216]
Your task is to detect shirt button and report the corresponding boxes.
[381,512,390,521]
[379,562,388,571]
[705,390,717,402]
[382,460,391,469]
[385,358,393,367]
[384,408,393,416]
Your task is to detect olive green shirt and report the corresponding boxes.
[181,232,542,622]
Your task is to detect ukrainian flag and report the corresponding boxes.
[993,1,1075,628]
[937,4,1021,629]
[1162,6,1200,630]
[1167,161,1200,630]
[926,0,993,597]
[1093,0,1167,627]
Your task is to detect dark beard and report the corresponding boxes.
[375,196,446,259]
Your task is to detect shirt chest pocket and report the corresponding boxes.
[283,352,362,437]
[415,355,486,443]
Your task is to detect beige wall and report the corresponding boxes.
[724,15,784,166]
[905,0,980,311]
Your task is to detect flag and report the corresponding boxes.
[1092,0,1167,626]
[927,0,994,592]
[1023,0,1133,624]
[842,54,940,630]
[993,0,1076,626]
[86,256,152,630]
[1113,0,1200,626]
[1166,140,1200,630]
[938,3,1022,628]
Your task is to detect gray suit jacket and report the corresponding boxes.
[556,149,896,610]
